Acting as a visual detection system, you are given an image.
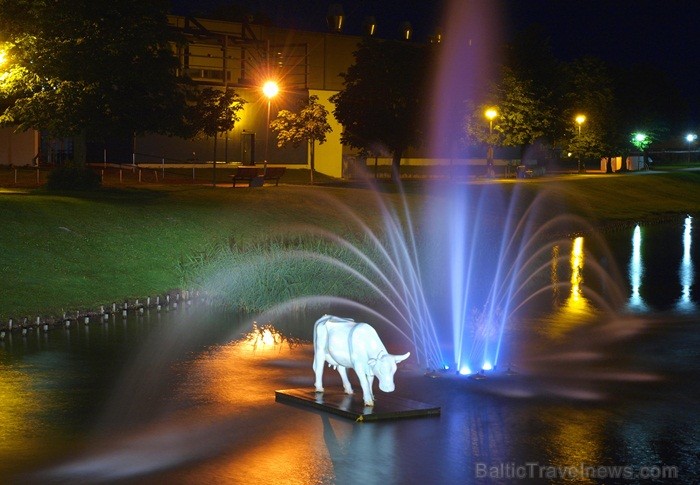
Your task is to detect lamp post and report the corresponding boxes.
[575,114,586,173]
[485,108,497,177]
[262,80,279,167]
[686,133,697,163]
[632,132,649,170]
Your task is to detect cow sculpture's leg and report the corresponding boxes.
[356,368,375,406]
[337,366,353,395]
[313,323,328,393]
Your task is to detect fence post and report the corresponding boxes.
[138,168,142,183]
[192,166,195,181]
[119,169,123,183]
[161,157,165,178]
[14,168,18,184]
[36,167,40,185]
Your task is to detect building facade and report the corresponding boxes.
[1,14,363,178]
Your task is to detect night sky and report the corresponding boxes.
[171,0,700,120]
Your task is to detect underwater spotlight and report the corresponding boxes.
[482,362,493,371]
[459,366,471,376]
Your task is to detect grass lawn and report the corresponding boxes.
[1,169,699,320]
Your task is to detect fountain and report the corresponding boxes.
[5,2,699,482]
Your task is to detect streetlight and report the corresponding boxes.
[686,133,697,163]
[484,108,497,177]
[575,114,586,173]
[632,132,649,170]
[262,80,279,167]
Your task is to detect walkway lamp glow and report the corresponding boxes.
[262,80,279,166]
[484,108,497,177]
[575,114,586,172]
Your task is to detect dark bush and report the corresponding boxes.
[46,163,101,191]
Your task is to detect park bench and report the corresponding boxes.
[230,166,262,187]
[262,166,286,186]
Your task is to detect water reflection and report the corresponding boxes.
[677,216,695,312]
[546,237,594,339]
[540,408,608,484]
[565,236,592,315]
[628,225,649,311]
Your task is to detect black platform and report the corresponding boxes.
[275,388,441,422]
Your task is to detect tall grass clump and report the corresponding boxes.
[179,233,395,313]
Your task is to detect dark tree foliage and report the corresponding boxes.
[331,37,431,179]
[0,0,189,160]
[504,25,568,142]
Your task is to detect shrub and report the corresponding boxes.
[46,163,101,191]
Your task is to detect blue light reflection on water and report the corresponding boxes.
[628,225,649,311]
[677,216,696,313]
[615,217,698,314]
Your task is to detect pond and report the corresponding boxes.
[0,221,698,484]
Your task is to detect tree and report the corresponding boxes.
[492,67,555,159]
[330,38,430,181]
[187,88,246,185]
[562,57,616,171]
[0,0,188,163]
[270,95,331,185]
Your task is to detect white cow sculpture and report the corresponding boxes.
[313,314,410,407]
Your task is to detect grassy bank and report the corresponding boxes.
[1,170,699,319]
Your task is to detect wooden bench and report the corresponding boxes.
[230,166,261,187]
[262,166,286,186]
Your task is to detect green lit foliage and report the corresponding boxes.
[493,67,555,153]
[189,88,246,139]
[631,132,652,151]
[0,0,187,143]
[462,100,500,147]
[270,95,332,184]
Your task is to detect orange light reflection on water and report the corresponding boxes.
[166,333,359,484]
[546,237,594,338]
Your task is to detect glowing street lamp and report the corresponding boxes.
[485,108,498,133]
[484,108,497,177]
[575,114,586,173]
[632,132,651,170]
[262,80,279,166]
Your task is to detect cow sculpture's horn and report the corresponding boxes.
[394,352,410,363]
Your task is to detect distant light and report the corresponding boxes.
[686,133,697,143]
[575,114,586,125]
[482,362,493,371]
[401,21,412,41]
[634,133,647,143]
[459,366,471,375]
[485,108,498,121]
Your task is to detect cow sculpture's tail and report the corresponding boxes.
[312,314,334,351]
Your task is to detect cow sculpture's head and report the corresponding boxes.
[369,352,410,392]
